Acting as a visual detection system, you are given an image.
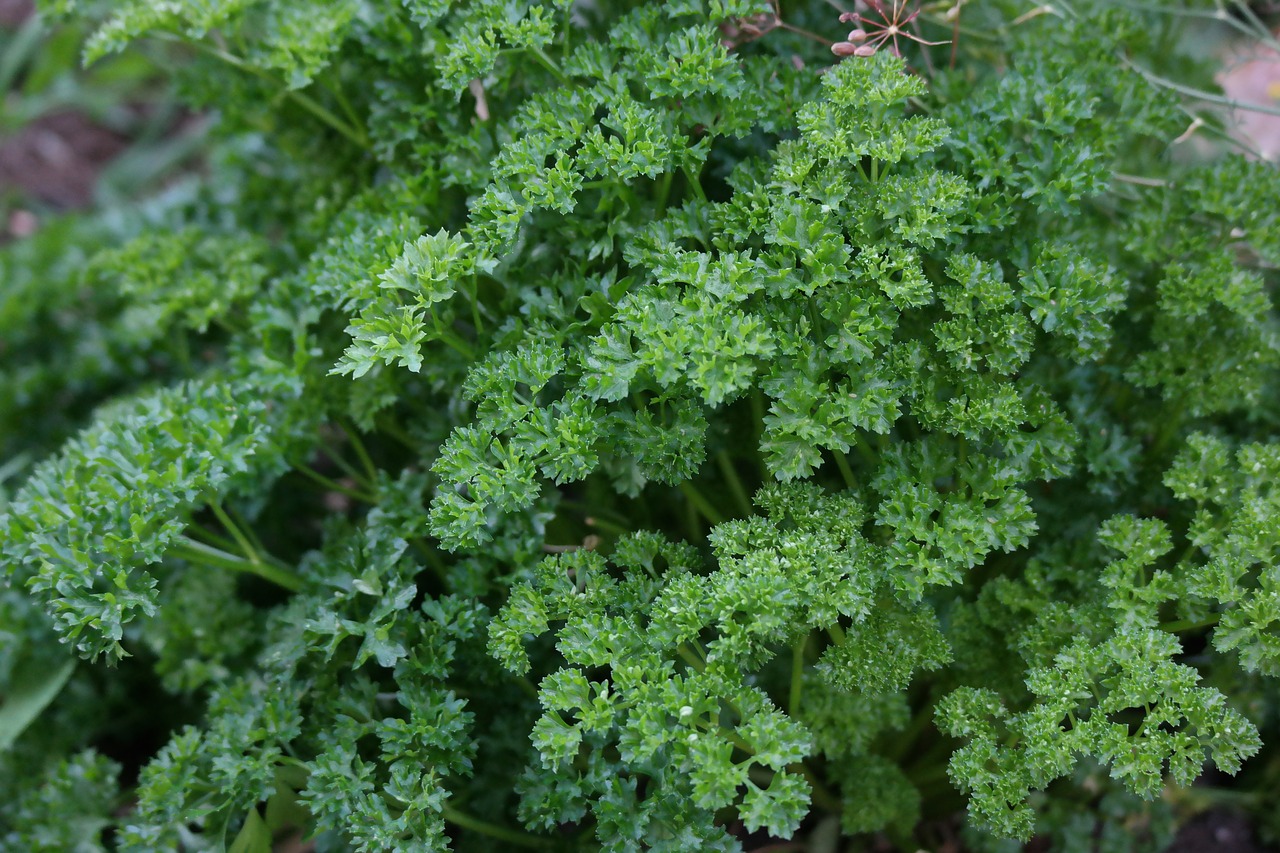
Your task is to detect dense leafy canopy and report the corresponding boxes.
[3,0,1280,850]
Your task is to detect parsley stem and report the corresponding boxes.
[317,440,371,489]
[832,451,857,490]
[655,169,675,210]
[1123,56,1280,121]
[185,524,247,559]
[677,644,707,673]
[791,761,843,814]
[171,537,302,592]
[887,701,938,764]
[716,451,754,518]
[226,504,268,556]
[527,46,568,83]
[286,89,369,148]
[557,499,631,533]
[320,72,366,139]
[789,636,806,717]
[209,499,262,566]
[561,5,572,59]
[680,482,725,527]
[434,325,476,360]
[776,20,835,47]
[152,31,369,148]
[682,165,708,203]
[294,464,377,504]
[1160,615,1219,633]
[583,514,630,536]
[441,806,551,848]
[467,279,485,334]
[855,435,882,474]
[339,422,380,485]
[514,676,540,700]
[408,537,449,581]
[375,415,417,450]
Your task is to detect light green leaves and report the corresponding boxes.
[1,367,311,661]
[334,229,490,379]
[86,0,358,89]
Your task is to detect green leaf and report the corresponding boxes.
[0,657,75,751]
[228,807,272,853]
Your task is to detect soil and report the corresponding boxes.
[0,110,132,208]
[0,0,33,28]
[1165,809,1275,853]
[0,2,144,235]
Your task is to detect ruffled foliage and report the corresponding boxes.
[3,0,1280,850]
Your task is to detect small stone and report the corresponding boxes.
[8,209,37,238]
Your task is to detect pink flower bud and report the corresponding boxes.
[854,44,878,57]
[839,11,859,22]
[847,28,868,42]
[831,41,859,57]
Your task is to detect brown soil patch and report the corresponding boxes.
[0,111,131,208]
[0,0,33,27]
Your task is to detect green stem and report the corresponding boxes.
[827,623,846,645]
[317,441,371,490]
[721,714,842,814]
[185,524,242,555]
[561,4,572,59]
[1125,57,1280,120]
[527,46,568,83]
[433,324,476,360]
[1160,615,1220,633]
[684,491,701,542]
[655,169,675,211]
[409,537,450,582]
[227,504,267,556]
[789,637,806,718]
[375,415,417,450]
[791,761,843,815]
[680,482,726,527]
[441,807,552,849]
[171,538,302,592]
[682,164,708,203]
[153,31,369,147]
[1167,785,1262,810]
[467,279,486,334]
[209,500,262,565]
[514,676,541,701]
[717,451,754,518]
[832,452,856,490]
[887,703,937,765]
[341,422,380,486]
[677,644,707,673]
[321,72,366,136]
[750,389,769,480]
[294,464,378,504]
[557,499,632,530]
[583,514,631,536]
[287,88,369,148]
